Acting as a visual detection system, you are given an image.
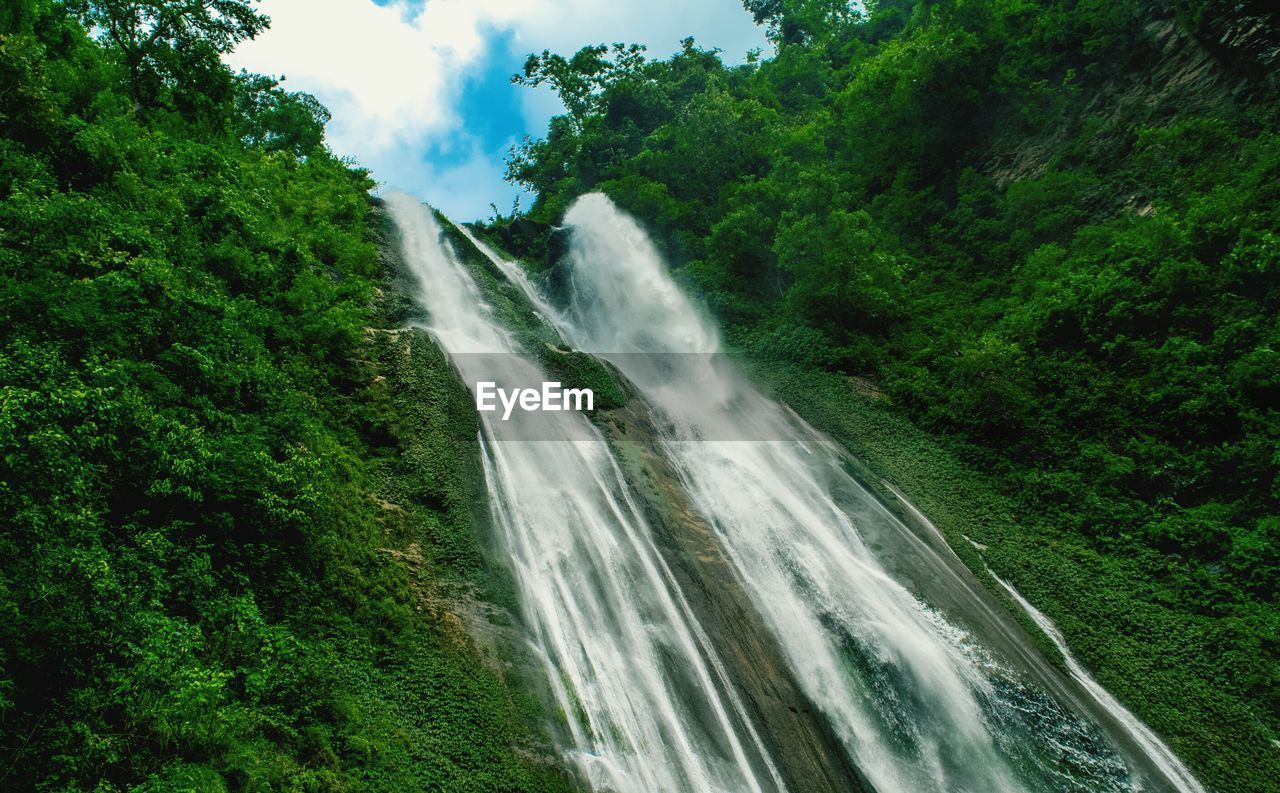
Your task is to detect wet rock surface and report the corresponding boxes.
[598,399,871,793]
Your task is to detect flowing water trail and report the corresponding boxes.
[986,568,1208,793]
[474,192,1205,793]
[386,193,785,793]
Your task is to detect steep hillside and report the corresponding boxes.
[0,3,572,789]
[5,0,1278,790]
[492,1,1280,790]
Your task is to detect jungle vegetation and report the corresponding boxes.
[0,1,572,789]
[497,1,1280,790]
[3,0,1278,790]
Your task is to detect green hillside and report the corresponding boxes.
[3,0,1278,790]
[0,2,571,789]
[494,2,1280,790]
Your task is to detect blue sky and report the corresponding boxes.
[227,0,769,220]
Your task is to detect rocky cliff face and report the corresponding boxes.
[1188,0,1280,76]
[982,1,1277,189]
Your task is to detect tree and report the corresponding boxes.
[511,43,646,133]
[743,0,785,26]
[69,0,268,107]
[234,73,330,156]
[742,0,864,45]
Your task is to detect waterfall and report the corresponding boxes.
[385,193,785,793]
[987,569,1207,793]
[471,191,1203,793]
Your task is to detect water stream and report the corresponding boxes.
[465,192,1205,793]
[386,193,784,793]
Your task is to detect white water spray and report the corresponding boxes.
[478,192,1204,793]
[386,193,785,793]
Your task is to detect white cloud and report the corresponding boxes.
[228,0,525,155]
[228,0,767,219]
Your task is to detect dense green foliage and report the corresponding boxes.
[0,1,572,789]
[5,0,1278,789]
[501,1,1280,790]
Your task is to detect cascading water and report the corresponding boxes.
[385,193,786,793]
[473,191,1205,793]
[987,568,1208,793]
